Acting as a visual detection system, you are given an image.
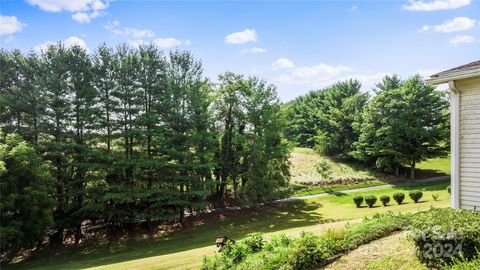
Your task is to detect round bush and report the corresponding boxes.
[380,195,390,206]
[409,190,423,203]
[393,192,405,205]
[365,195,377,208]
[353,196,364,208]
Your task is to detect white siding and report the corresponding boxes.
[458,77,480,210]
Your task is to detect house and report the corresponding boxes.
[427,60,480,210]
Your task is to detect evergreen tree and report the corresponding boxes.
[353,75,449,178]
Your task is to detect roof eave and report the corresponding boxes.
[427,68,480,85]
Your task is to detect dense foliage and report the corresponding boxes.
[353,75,449,178]
[0,131,55,255]
[380,195,390,206]
[0,44,290,250]
[284,79,368,159]
[408,190,423,203]
[364,195,377,208]
[409,208,480,268]
[393,192,405,205]
[285,74,449,178]
[201,212,409,270]
[353,196,364,208]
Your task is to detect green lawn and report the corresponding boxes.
[6,180,450,270]
[416,156,451,175]
[290,148,450,185]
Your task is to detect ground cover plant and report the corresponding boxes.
[201,212,410,270]
[4,181,450,270]
[409,208,480,268]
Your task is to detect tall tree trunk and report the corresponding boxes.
[410,160,416,180]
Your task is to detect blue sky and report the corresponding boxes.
[1,0,479,100]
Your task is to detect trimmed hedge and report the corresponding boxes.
[393,192,405,205]
[409,208,480,269]
[353,196,364,208]
[380,195,390,206]
[409,190,423,203]
[365,196,377,208]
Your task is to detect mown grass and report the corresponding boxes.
[416,156,451,175]
[291,181,386,197]
[6,180,450,270]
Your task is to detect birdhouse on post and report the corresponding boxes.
[215,236,235,252]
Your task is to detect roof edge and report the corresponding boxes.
[427,67,480,85]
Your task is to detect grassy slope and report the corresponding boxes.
[289,147,378,183]
[6,181,450,270]
[290,148,450,184]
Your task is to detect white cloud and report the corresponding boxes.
[351,5,358,10]
[104,20,120,30]
[419,17,476,33]
[418,25,430,32]
[27,0,109,23]
[449,35,474,46]
[105,21,155,38]
[35,36,88,52]
[225,28,257,44]
[118,28,155,38]
[241,47,267,54]
[273,61,390,91]
[72,10,100,23]
[0,15,27,36]
[153,38,190,48]
[105,21,190,49]
[433,17,476,32]
[272,58,295,70]
[403,0,470,11]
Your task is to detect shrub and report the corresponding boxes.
[393,192,405,205]
[365,195,377,208]
[243,233,264,252]
[315,160,333,180]
[432,194,439,201]
[353,196,364,208]
[202,212,411,270]
[409,208,480,269]
[447,252,480,270]
[285,231,337,270]
[447,185,451,194]
[409,190,423,203]
[380,195,390,206]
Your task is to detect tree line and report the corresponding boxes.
[0,44,290,254]
[284,75,449,178]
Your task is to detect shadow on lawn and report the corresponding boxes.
[7,201,326,270]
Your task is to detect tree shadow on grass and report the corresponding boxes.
[6,200,327,270]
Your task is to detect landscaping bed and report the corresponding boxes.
[201,208,480,270]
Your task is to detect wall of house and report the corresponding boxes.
[458,76,480,210]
